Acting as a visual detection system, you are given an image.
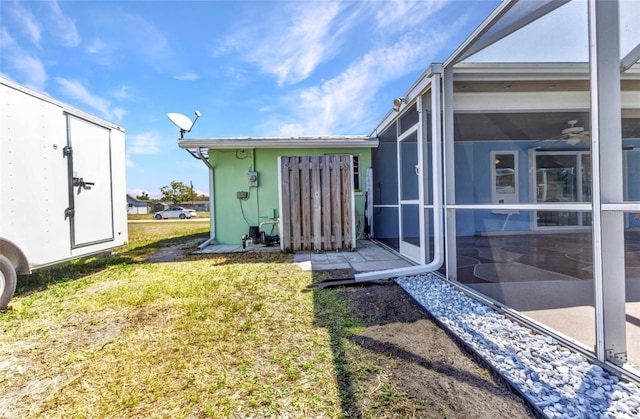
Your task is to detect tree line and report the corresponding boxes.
[136,181,208,204]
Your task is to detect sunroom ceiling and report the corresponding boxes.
[454,112,640,142]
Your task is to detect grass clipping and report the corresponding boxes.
[0,224,343,418]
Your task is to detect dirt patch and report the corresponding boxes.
[145,238,203,263]
[335,283,535,418]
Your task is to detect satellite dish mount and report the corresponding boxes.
[167,110,201,138]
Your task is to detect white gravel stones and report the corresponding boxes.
[396,273,640,419]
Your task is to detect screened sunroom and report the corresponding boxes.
[360,0,640,381]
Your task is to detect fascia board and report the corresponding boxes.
[177,137,379,150]
[451,62,591,81]
[452,91,591,112]
[450,90,638,112]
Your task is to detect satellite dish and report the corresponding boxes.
[167,113,193,131]
[167,110,201,138]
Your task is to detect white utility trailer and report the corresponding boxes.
[0,76,128,309]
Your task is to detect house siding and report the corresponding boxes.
[209,147,371,244]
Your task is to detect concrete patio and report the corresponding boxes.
[193,239,414,274]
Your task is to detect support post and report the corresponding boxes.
[589,0,627,363]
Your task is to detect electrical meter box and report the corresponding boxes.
[248,171,258,187]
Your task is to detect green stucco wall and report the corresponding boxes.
[208,147,371,244]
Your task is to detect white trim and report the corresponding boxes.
[589,0,627,364]
[178,136,377,150]
[454,91,590,112]
[350,155,357,248]
[621,43,640,72]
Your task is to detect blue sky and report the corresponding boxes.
[1,0,499,198]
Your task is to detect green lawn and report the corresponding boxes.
[0,222,366,417]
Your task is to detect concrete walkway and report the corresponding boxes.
[193,239,414,274]
[292,239,413,273]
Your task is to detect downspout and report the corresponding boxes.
[195,148,216,249]
[355,68,444,282]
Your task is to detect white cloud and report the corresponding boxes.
[54,77,125,122]
[0,26,47,89]
[128,131,160,155]
[86,37,107,54]
[127,188,146,197]
[47,0,80,47]
[112,84,130,100]
[7,1,42,47]
[173,73,200,81]
[251,3,343,85]
[111,108,127,122]
[374,0,449,33]
[269,31,451,136]
[217,2,356,86]
[0,27,16,50]
[121,13,172,69]
[11,54,47,90]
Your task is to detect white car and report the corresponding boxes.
[154,206,196,220]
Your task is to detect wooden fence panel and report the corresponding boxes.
[311,156,322,251]
[290,157,301,251]
[330,155,342,249]
[321,156,332,250]
[279,158,292,252]
[279,155,353,251]
[300,156,311,249]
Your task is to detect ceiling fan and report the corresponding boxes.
[539,120,590,146]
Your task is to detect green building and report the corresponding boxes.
[179,136,377,247]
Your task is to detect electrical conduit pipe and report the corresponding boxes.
[196,148,216,249]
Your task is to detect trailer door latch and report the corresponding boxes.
[73,177,95,188]
[65,208,75,218]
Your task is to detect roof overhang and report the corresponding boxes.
[178,136,379,150]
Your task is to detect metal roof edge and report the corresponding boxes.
[177,136,379,150]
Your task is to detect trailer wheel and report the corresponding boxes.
[155,214,162,220]
[0,255,17,310]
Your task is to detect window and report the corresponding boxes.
[353,155,360,191]
[534,151,591,228]
[491,151,518,214]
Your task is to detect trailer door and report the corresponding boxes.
[66,115,114,248]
